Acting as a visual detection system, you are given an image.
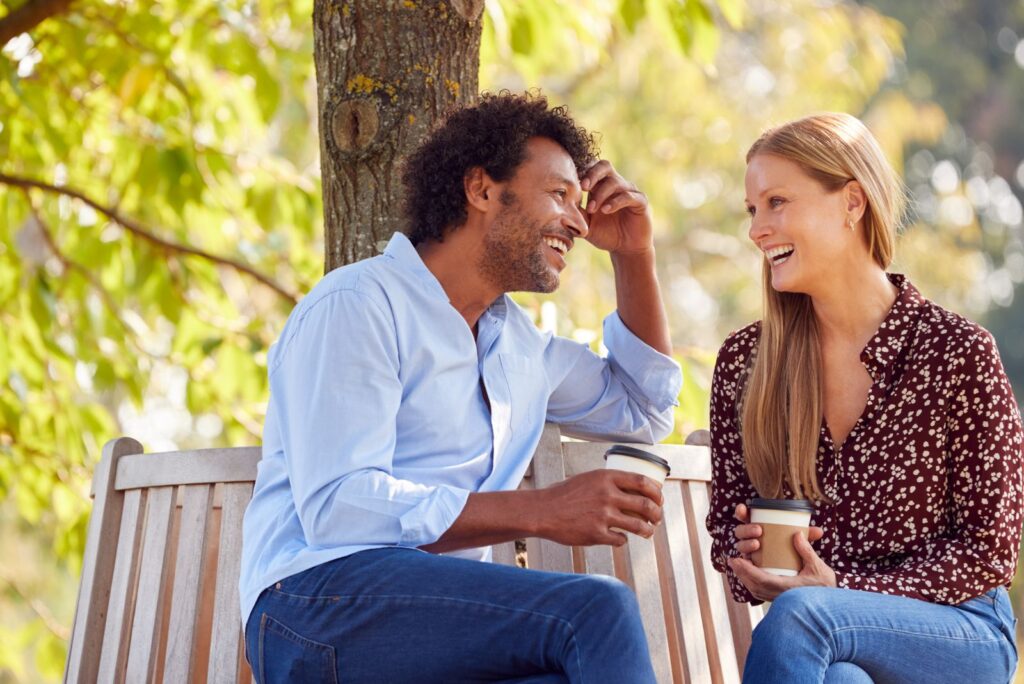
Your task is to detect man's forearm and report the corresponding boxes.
[610,248,672,356]
[420,489,545,554]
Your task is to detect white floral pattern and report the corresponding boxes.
[707,274,1024,606]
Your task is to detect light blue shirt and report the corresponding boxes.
[239,232,682,625]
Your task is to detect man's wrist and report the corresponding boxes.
[609,246,656,267]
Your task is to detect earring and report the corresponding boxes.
[847,218,855,231]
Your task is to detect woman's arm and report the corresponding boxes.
[836,330,1024,604]
[706,329,763,604]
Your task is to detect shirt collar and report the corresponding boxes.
[382,231,508,322]
[382,232,447,299]
[860,273,926,377]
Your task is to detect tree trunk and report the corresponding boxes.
[314,0,484,272]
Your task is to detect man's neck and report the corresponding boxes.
[416,225,502,332]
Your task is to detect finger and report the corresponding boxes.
[808,526,824,542]
[580,159,614,192]
[584,176,627,213]
[598,190,647,215]
[609,471,664,506]
[600,527,629,547]
[734,504,749,523]
[609,513,655,539]
[736,539,760,555]
[792,533,818,562]
[616,492,663,525]
[733,523,762,540]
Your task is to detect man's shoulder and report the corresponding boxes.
[301,255,398,311]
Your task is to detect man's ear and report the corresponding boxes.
[464,167,496,212]
[844,180,867,223]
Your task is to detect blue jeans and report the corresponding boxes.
[743,586,1018,683]
[244,547,657,683]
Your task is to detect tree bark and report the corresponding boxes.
[0,0,75,46]
[314,0,484,272]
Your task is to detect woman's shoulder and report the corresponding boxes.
[712,321,761,387]
[914,297,995,357]
[717,321,761,363]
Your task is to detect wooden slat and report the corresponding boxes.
[125,486,176,682]
[208,483,251,684]
[623,533,673,684]
[527,426,574,574]
[164,485,214,681]
[66,437,143,684]
[582,543,615,577]
[115,450,261,490]
[660,480,712,683]
[687,482,740,684]
[95,487,146,682]
[492,542,518,567]
[561,442,712,482]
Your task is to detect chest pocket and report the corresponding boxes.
[498,353,544,437]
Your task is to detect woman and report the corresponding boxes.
[707,112,1023,683]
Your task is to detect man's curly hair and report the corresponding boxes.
[402,91,598,245]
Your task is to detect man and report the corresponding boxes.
[240,92,682,683]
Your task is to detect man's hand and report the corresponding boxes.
[534,469,664,547]
[580,160,653,256]
[727,503,834,602]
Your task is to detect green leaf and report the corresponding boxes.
[715,0,744,28]
[619,0,647,33]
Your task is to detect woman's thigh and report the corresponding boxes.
[748,586,1017,684]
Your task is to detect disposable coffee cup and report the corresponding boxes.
[604,446,670,535]
[603,445,671,484]
[748,498,814,576]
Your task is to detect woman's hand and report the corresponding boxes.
[727,503,834,602]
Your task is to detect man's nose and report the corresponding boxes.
[566,202,589,238]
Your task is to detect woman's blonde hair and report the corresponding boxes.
[741,113,906,501]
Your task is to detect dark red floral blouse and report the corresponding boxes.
[707,274,1024,605]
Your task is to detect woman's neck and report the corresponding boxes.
[810,268,899,346]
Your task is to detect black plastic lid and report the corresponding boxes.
[604,445,670,475]
[749,497,814,513]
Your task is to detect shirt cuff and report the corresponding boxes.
[397,484,471,547]
[603,311,682,413]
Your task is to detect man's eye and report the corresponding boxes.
[554,189,567,198]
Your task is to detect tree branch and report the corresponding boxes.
[0,0,74,46]
[0,173,299,304]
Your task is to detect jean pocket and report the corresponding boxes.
[258,613,338,684]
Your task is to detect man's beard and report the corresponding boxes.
[478,193,559,294]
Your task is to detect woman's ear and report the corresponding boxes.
[844,180,867,224]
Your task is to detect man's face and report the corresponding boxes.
[478,137,588,294]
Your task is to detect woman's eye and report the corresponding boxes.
[769,197,785,208]
[745,206,755,217]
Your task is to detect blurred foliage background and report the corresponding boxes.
[0,0,1022,680]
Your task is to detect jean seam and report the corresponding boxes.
[271,590,581,631]
[830,624,1007,643]
[258,613,267,684]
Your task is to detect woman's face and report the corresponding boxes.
[744,153,862,295]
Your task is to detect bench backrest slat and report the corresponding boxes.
[164,484,214,681]
[208,482,252,684]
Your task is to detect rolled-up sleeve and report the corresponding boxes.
[544,310,682,443]
[271,288,470,550]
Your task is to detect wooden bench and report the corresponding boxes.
[65,425,761,683]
